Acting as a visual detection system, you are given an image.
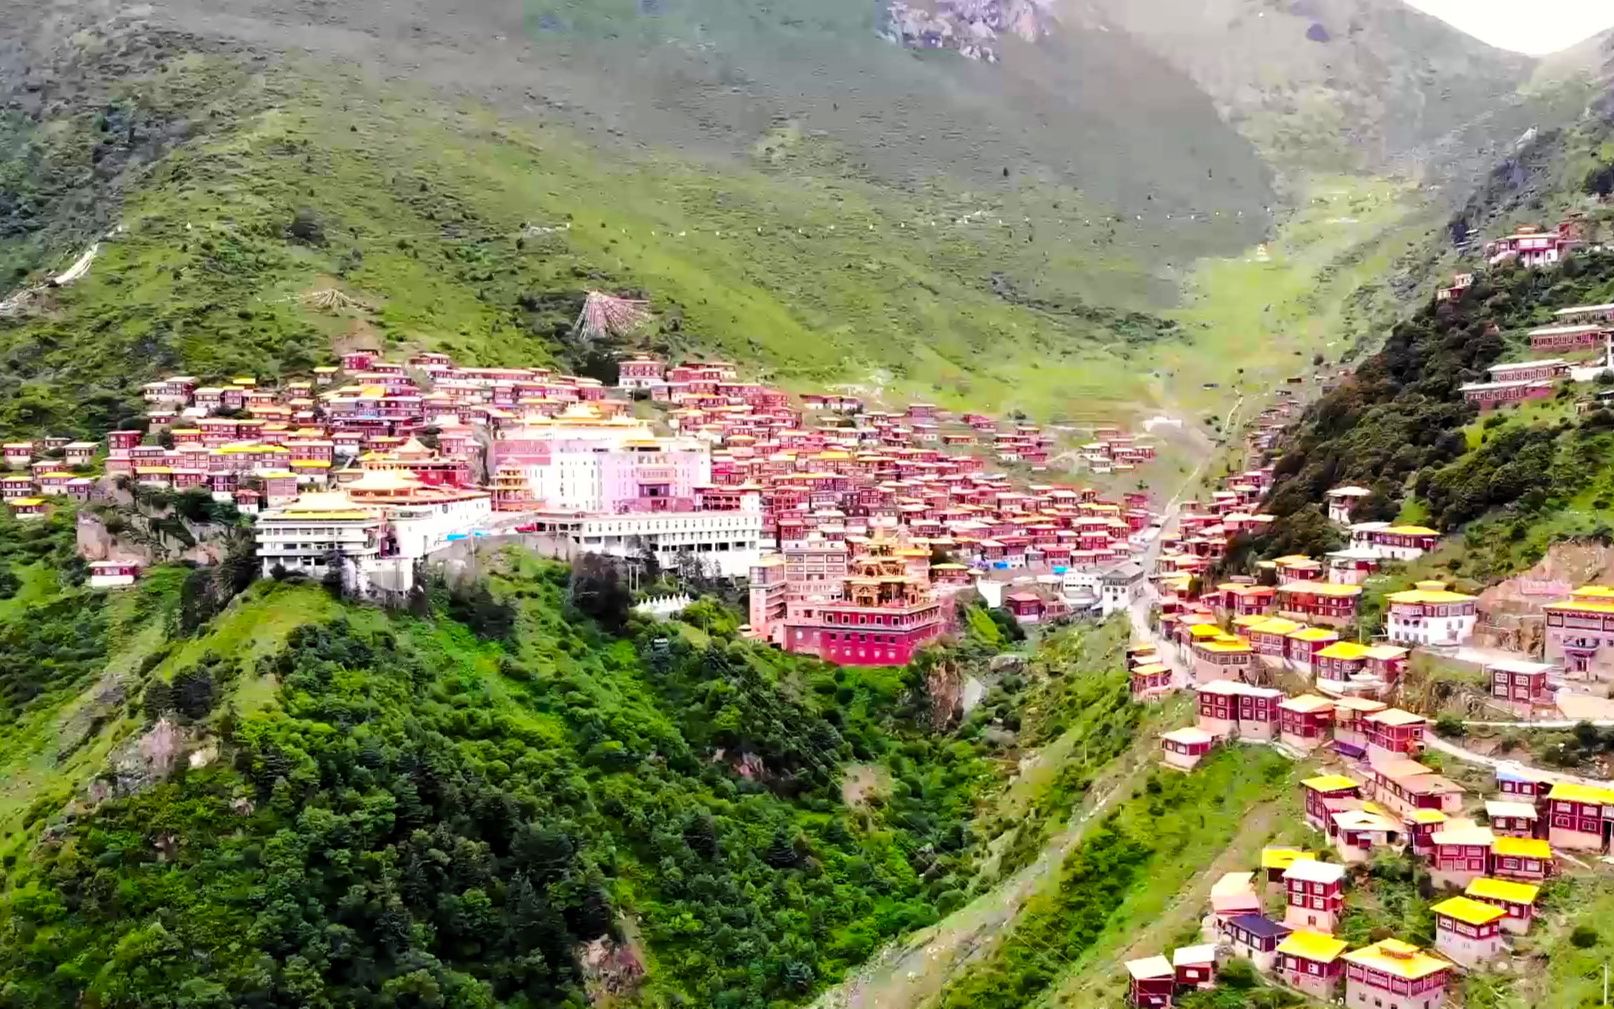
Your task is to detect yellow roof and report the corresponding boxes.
[1316,641,1371,660]
[1232,613,1270,628]
[7,497,45,507]
[1492,836,1552,860]
[1260,847,1312,870]
[1278,580,1362,598]
[1384,525,1439,536]
[1189,623,1227,639]
[1387,588,1475,605]
[1466,877,1540,904]
[1248,617,1304,635]
[1547,782,1614,804]
[1281,694,1335,714]
[1341,939,1450,980]
[1288,627,1340,642]
[1334,696,1388,713]
[1301,774,1359,793]
[1201,639,1253,654]
[1432,896,1505,927]
[1366,708,1426,727]
[1406,809,1448,824]
[289,460,332,469]
[1548,599,1614,615]
[1271,554,1317,566]
[1132,663,1171,676]
[1276,930,1348,963]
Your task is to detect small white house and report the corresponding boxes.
[87,560,142,589]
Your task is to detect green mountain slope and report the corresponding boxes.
[0,510,1141,1008]
[1077,0,1538,175]
[0,0,1591,436]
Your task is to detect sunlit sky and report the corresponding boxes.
[1402,0,1614,55]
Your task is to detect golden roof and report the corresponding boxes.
[1466,877,1540,904]
[1276,930,1348,963]
[1340,940,1450,980]
[1491,836,1552,860]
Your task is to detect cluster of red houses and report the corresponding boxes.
[628,357,1160,558]
[1133,741,1573,1006]
[30,346,1178,664]
[0,435,101,520]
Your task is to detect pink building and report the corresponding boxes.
[1278,695,1334,752]
[1431,897,1504,968]
[618,356,666,390]
[1488,660,1553,712]
[1466,877,1539,936]
[1341,940,1451,1009]
[1282,859,1345,933]
[1430,823,1494,888]
[1545,781,1613,851]
[1484,799,1539,838]
[1161,727,1215,771]
[1487,359,1571,383]
[1486,222,1580,267]
[1276,931,1347,1000]
[1301,774,1362,832]
[1544,586,1614,675]
[1527,323,1609,351]
[1461,379,1553,409]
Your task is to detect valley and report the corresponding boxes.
[1,2,1614,1009]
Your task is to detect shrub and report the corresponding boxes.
[1572,924,1599,948]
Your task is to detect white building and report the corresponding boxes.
[1385,583,1477,647]
[1325,486,1372,525]
[527,509,765,578]
[1349,522,1439,562]
[255,493,384,581]
[1100,562,1146,617]
[387,494,495,559]
[87,561,141,589]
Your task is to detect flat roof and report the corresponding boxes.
[1124,955,1174,980]
[1484,800,1538,820]
[1492,836,1552,859]
[1301,774,1359,793]
[1547,781,1614,804]
[1466,877,1540,904]
[1276,930,1348,963]
[1432,896,1505,927]
[1284,860,1346,884]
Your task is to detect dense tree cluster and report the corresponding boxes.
[0,558,1041,1008]
[1259,254,1614,543]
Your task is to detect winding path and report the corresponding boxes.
[1424,732,1611,788]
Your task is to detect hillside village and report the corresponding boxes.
[5,201,1614,1007]
[0,291,1167,668]
[1103,215,1614,1007]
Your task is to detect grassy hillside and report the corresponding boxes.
[929,747,1298,1009]
[1079,0,1536,176]
[0,0,1587,440]
[0,44,1456,441]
